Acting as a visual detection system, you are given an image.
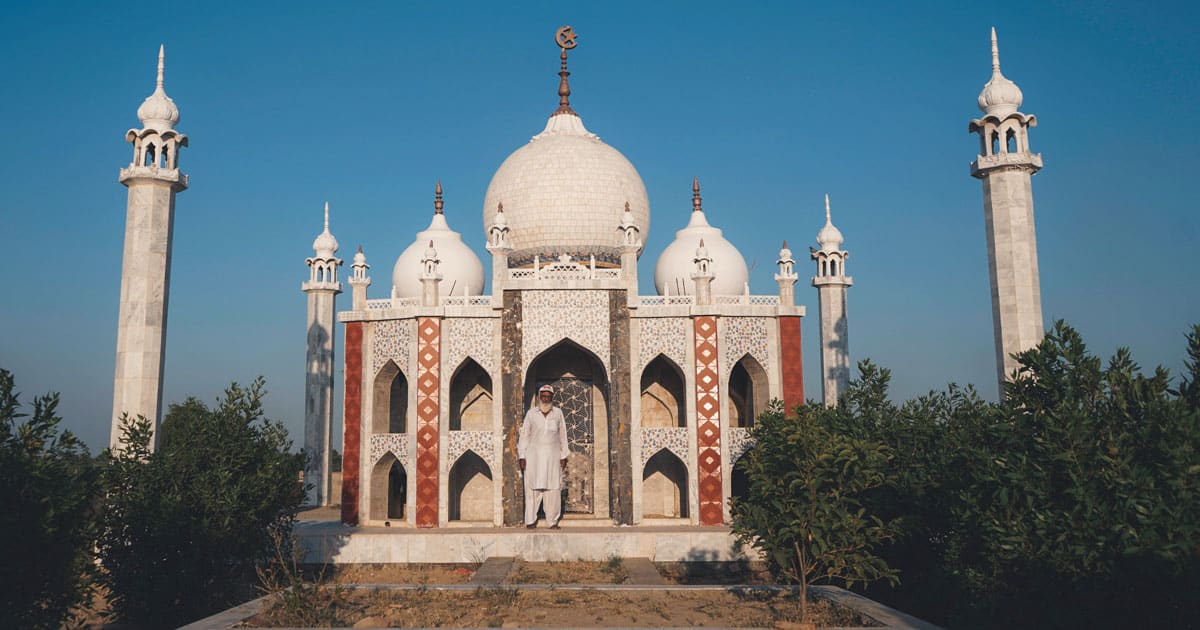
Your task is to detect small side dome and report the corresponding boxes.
[653,178,749,296]
[393,185,485,298]
[137,46,180,132]
[977,28,1023,117]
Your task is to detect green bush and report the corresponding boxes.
[730,400,898,621]
[0,369,99,630]
[97,377,306,628]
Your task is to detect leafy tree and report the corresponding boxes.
[731,400,898,621]
[98,378,306,628]
[0,368,99,630]
[940,321,1200,627]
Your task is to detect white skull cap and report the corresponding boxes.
[538,384,554,394]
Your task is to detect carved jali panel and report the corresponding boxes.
[541,377,594,513]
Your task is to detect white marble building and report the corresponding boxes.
[324,28,812,528]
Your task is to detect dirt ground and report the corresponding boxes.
[248,587,879,628]
[326,563,477,585]
[507,559,629,584]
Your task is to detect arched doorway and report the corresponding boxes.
[729,355,768,428]
[524,340,609,517]
[640,355,686,428]
[643,449,688,518]
[449,359,492,431]
[373,360,408,434]
[448,450,493,522]
[369,452,406,522]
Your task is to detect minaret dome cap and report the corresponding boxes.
[312,202,339,258]
[137,45,181,132]
[977,28,1024,117]
[816,194,844,253]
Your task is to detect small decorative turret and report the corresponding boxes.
[691,238,714,305]
[487,201,511,250]
[811,195,852,407]
[349,245,371,310]
[775,240,798,305]
[420,240,442,306]
[618,201,641,249]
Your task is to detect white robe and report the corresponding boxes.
[517,405,569,490]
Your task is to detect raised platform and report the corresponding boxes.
[295,519,752,564]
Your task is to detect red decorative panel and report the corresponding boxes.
[341,322,363,526]
[693,316,723,525]
[415,317,441,527]
[779,316,804,416]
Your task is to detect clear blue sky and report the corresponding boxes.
[2,1,1197,453]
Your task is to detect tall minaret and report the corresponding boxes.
[811,195,852,406]
[969,28,1044,394]
[111,46,188,450]
[303,202,343,506]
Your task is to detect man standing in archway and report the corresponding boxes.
[518,384,569,529]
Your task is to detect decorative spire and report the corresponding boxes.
[137,45,181,132]
[692,176,703,213]
[324,201,330,231]
[816,194,845,253]
[977,27,1023,117]
[311,201,339,258]
[497,201,504,213]
[990,27,1001,76]
[552,26,579,116]
[157,44,165,90]
[434,180,444,214]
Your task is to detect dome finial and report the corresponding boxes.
[990,27,1001,75]
[692,176,703,213]
[157,44,165,89]
[434,180,444,214]
[324,201,330,230]
[825,194,831,223]
[553,26,579,116]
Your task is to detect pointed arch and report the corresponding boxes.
[729,354,769,428]
[448,450,492,521]
[449,357,493,431]
[372,360,408,434]
[642,448,688,518]
[369,452,406,521]
[640,354,686,428]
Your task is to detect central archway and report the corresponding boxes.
[523,339,610,518]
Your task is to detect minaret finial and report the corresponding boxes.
[990,27,1001,75]
[497,201,504,213]
[323,201,330,230]
[157,44,165,89]
[783,239,789,249]
[553,26,579,116]
[692,176,703,213]
[825,194,831,222]
[434,180,444,214]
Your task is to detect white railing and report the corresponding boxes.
[442,295,492,307]
[639,294,780,307]
[507,254,622,281]
[365,299,394,310]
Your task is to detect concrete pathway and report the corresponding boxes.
[469,556,515,585]
[622,557,665,585]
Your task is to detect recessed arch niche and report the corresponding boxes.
[448,450,493,522]
[729,354,768,428]
[372,360,408,434]
[639,355,686,428]
[449,358,493,431]
[642,448,688,518]
[369,452,406,521]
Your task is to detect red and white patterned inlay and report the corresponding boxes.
[415,317,441,527]
[693,316,723,525]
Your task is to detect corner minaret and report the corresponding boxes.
[111,46,189,450]
[303,202,343,506]
[969,28,1044,394]
[811,195,852,406]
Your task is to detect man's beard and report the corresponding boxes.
[538,401,552,414]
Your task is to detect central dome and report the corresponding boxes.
[482,113,650,265]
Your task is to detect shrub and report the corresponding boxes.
[97,377,306,628]
[731,400,898,621]
[0,368,99,630]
